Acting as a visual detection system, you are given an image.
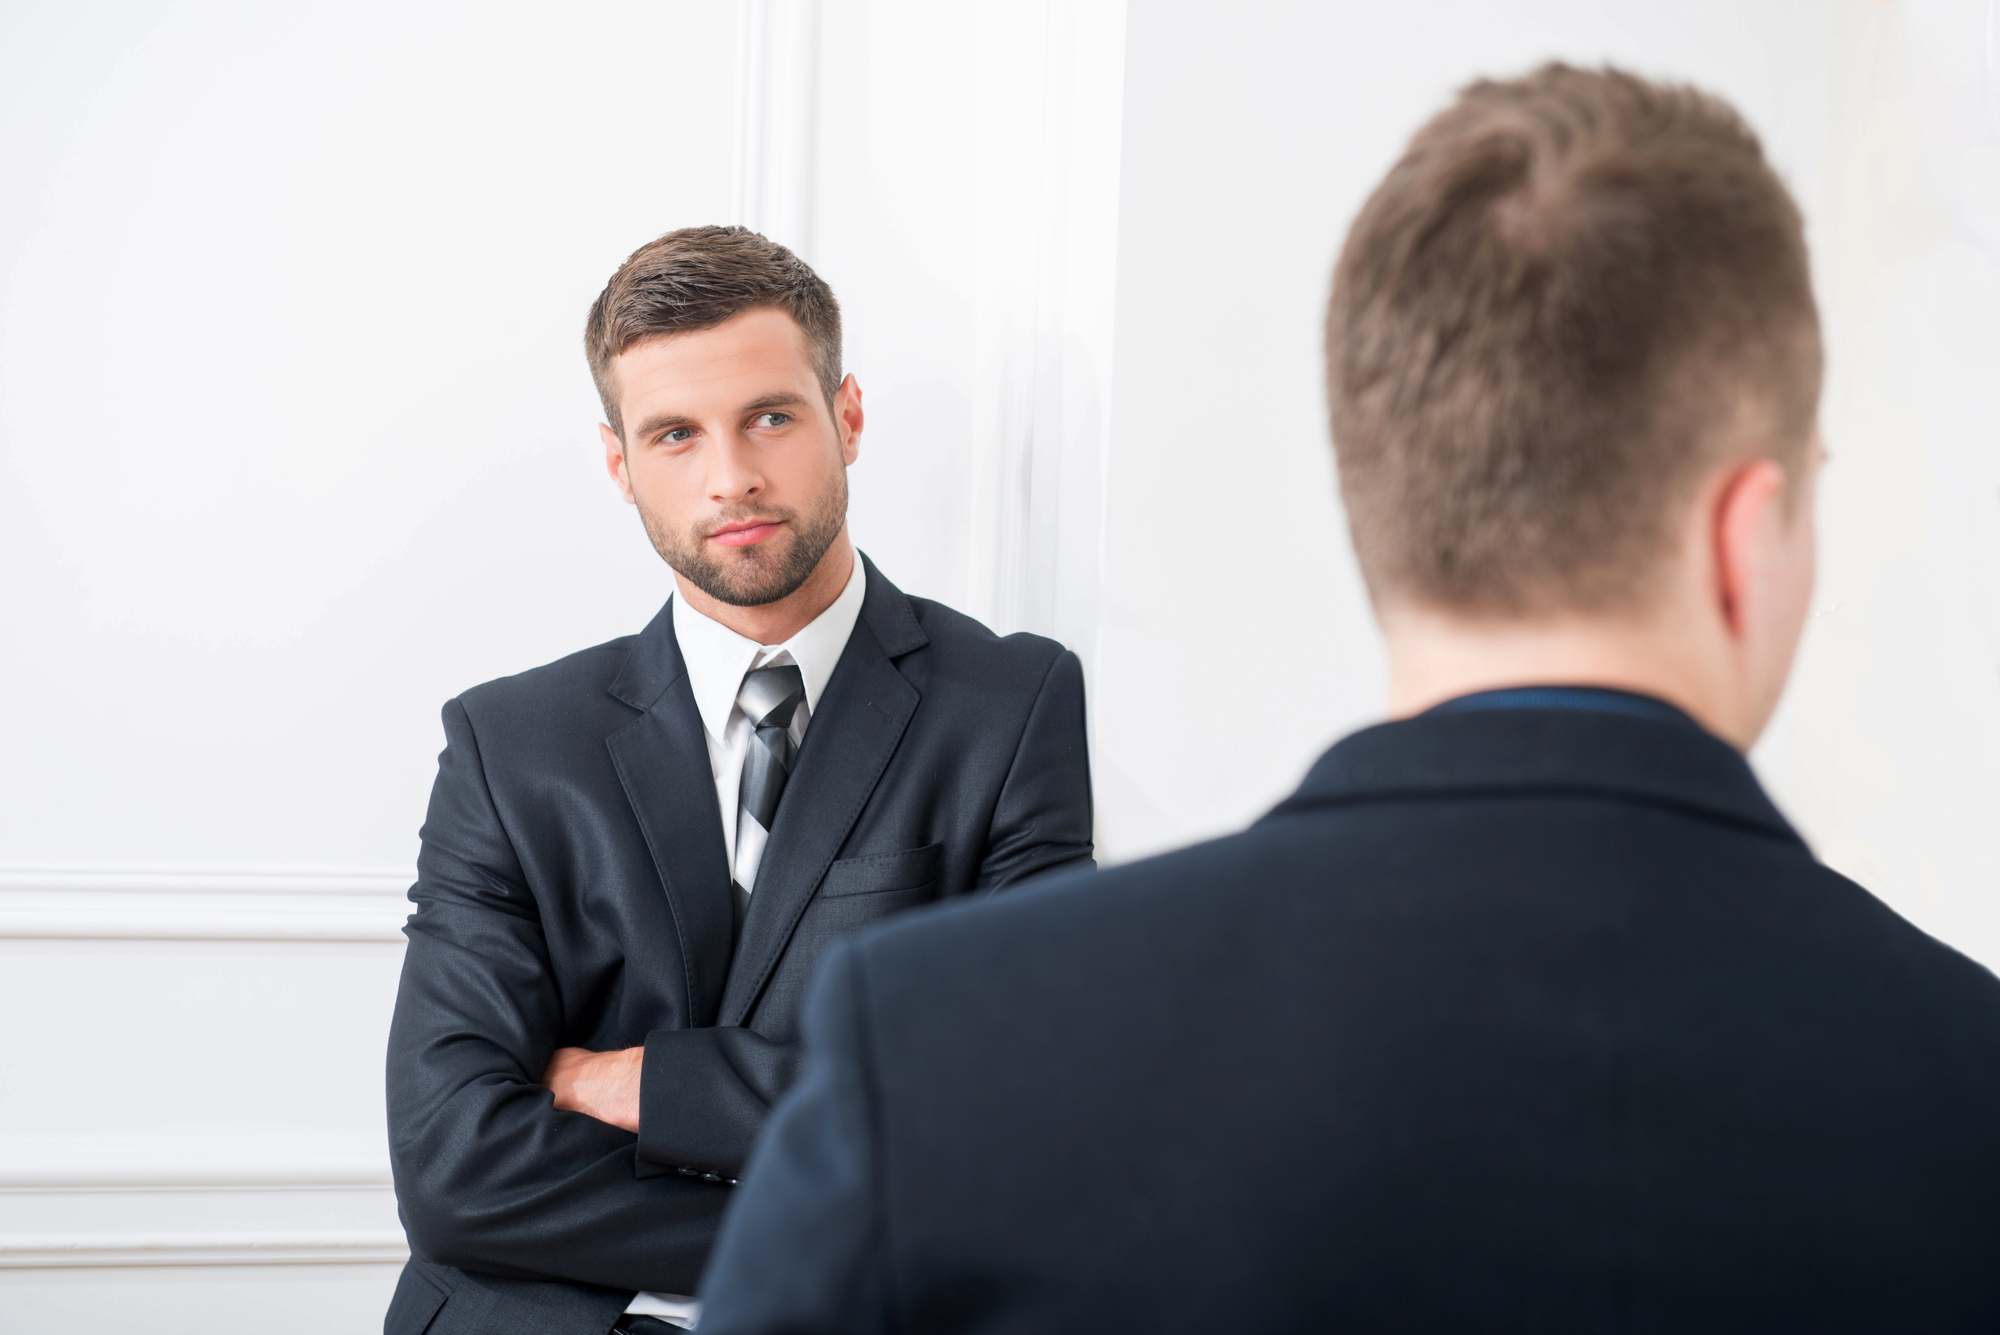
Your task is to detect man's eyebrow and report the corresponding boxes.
[742,392,811,413]
[632,410,696,441]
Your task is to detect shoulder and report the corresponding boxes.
[842,802,2000,1020]
[897,593,1072,688]
[1795,860,2000,1013]
[448,634,642,741]
[858,556,1072,689]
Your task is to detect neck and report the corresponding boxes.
[675,531,856,646]
[1380,600,1754,749]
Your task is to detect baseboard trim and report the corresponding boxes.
[0,866,413,942]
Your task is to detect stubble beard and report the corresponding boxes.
[640,465,849,608]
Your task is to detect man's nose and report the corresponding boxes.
[706,430,764,503]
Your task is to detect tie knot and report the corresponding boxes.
[738,663,805,730]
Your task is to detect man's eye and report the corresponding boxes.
[755,412,790,428]
[665,427,694,444]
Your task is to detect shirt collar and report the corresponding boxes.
[671,557,869,742]
[1422,685,1697,727]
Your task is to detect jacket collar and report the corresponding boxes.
[1266,706,1805,849]
[606,596,688,713]
[851,551,928,657]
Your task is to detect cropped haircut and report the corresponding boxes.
[1325,63,1822,615]
[585,225,843,441]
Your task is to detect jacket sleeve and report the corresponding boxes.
[976,646,1096,888]
[694,941,889,1334]
[386,699,723,1296]
[634,1026,805,1179]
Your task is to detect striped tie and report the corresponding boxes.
[732,663,807,928]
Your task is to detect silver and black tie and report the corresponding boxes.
[732,663,807,927]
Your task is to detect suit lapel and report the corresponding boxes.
[604,601,735,1027]
[719,559,927,1025]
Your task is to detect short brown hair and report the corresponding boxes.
[1325,63,1822,615]
[585,225,843,441]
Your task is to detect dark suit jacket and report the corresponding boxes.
[381,556,1093,1335]
[699,703,2000,1333]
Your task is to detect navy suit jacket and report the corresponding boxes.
[700,703,2000,1333]
[381,556,1093,1335]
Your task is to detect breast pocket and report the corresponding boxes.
[819,841,945,899]
[754,842,953,1042]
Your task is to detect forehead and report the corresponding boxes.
[610,307,816,413]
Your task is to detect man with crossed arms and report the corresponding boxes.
[383,227,1094,1335]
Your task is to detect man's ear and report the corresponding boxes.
[602,423,637,504]
[835,374,864,466]
[1710,456,1789,642]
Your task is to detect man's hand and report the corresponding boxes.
[543,1046,643,1132]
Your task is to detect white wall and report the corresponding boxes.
[3,2,1996,1330]
[0,0,736,871]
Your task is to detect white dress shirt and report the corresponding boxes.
[672,557,867,883]
[624,556,867,1328]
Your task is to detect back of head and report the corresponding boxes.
[1325,63,1822,617]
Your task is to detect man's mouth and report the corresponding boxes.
[708,519,784,548]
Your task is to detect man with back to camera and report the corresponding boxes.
[697,65,2000,1331]
[379,226,1094,1335]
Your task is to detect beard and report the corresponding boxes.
[638,466,849,607]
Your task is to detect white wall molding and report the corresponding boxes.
[0,1230,408,1268]
[0,1135,392,1191]
[735,0,822,257]
[966,0,1128,665]
[0,867,412,942]
[0,1137,404,1271]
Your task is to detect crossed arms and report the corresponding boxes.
[387,654,1092,1293]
